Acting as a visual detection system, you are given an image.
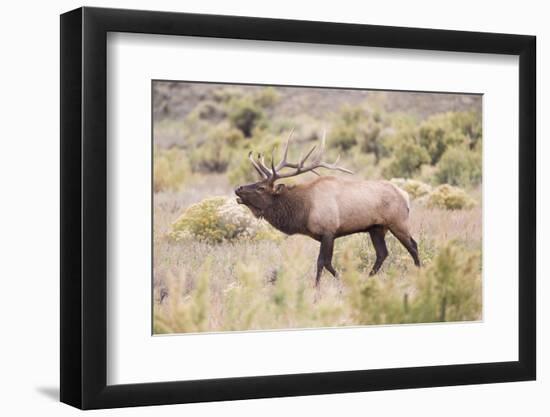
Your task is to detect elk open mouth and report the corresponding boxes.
[236,197,243,204]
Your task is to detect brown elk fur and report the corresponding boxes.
[235,175,420,286]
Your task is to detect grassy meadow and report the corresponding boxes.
[152,82,483,334]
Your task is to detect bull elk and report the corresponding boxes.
[235,129,420,286]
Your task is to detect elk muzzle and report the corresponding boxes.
[235,186,245,204]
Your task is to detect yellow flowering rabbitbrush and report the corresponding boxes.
[169,197,283,243]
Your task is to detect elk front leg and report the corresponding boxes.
[316,234,336,287]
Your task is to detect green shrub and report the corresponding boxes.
[382,141,430,178]
[292,122,323,143]
[328,105,365,151]
[390,178,432,199]
[228,156,259,185]
[348,150,378,178]
[416,163,438,185]
[154,259,211,334]
[190,139,231,173]
[418,111,482,165]
[409,243,481,322]
[211,87,244,103]
[191,100,226,122]
[344,242,481,325]
[228,98,264,137]
[224,127,246,148]
[209,122,246,148]
[435,145,482,186]
[427,184,476,210]
[328,123,358,151]
[418,115,452,164]
[153,147,191,192]
[169,197,283,243]
[359,123,383,160]
[328,105,385,160]
[189,123,245,173]
[450,110,483,149]
[254,87,280,108]
[227,131,286,185]
[387,112,418,133]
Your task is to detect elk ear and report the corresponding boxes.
[274,183,286,194]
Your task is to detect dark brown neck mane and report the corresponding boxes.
[262,189,310,236]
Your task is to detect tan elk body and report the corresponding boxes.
[297,176,411,238]
[235,130,420,286]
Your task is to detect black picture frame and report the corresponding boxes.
[60,6,536,410]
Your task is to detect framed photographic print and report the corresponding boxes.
[60,6,536,409]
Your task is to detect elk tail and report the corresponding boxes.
[392,183,411,213]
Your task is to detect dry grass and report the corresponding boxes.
[153,175,482,334]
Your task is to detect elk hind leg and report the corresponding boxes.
[389,225,421,267]
[316,235,337,287]
[368,226,388,275]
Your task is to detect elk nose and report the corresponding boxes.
[235,186,244,194]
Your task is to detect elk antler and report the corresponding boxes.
[248,151,270,179]
[248,128,353,183]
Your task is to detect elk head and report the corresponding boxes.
[235,129,353,217]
